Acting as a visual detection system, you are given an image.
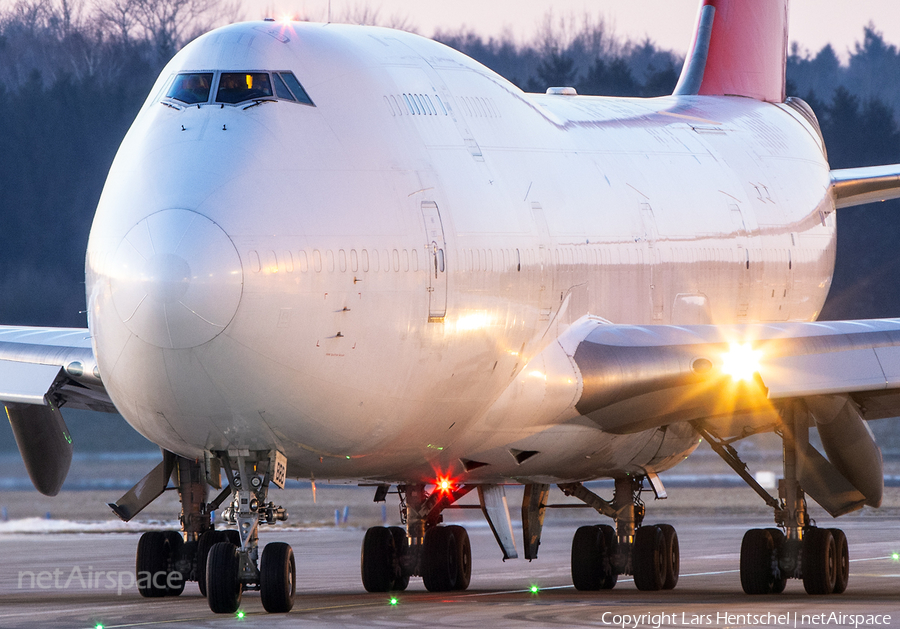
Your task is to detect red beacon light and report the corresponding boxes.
[435,476,454,495]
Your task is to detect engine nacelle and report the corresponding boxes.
[6,403,74,496]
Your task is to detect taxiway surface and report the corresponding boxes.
[1,494,899,629]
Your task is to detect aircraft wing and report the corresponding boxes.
[831,165,900,209]
[0,325,114,412]
[564,317,900,433]
[555,317,899,516]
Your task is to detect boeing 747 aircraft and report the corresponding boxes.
[4,0,900,613]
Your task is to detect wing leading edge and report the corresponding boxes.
[831,165,900,209]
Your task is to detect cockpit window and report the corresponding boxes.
[273,73,295,101]
[216,72,273,104]
[279,72,314,106]
[166,73,213,104]
[161,71,315,108]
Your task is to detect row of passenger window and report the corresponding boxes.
[164,71,314,107]
[458,96,501,118]
[248,245,793,277]
[248,249,422,274]
[383,92,501,120]
[384,93,449,117]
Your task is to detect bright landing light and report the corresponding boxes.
[721,342,761,382]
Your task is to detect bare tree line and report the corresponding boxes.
[0,0,240,86]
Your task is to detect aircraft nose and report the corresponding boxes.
[110,209,243,349]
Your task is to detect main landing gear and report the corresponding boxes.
[561,476,679,591]
[361,484,473,592]
[111,449,292,613]
[695,400,852,596]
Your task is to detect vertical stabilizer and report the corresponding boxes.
[674,0,788,102]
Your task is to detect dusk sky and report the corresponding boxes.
[244,0,900,60]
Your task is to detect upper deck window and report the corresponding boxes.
[166,73,213,104]
[217,72,273,104]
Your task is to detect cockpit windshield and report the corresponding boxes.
[216,73,273,104]
[161,71,314,108]
[166,73,213,104]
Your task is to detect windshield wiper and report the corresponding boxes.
[243,99,276,110]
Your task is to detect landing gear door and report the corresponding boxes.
[422,202,447,322]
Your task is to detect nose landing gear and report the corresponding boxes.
[206,450,291,613]
[110,449,292,613]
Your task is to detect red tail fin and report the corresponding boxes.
[675,0,788,102]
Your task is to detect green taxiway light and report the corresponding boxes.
[236,609,245,619]
[530,584,540,594]
[893,552,899,561]
[389,597,399,606]
[95,624,104,629]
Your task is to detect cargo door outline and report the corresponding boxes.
[422,202,447,322]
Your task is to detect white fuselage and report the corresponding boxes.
[85,21,835,485]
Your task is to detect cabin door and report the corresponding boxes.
[422,202,447,322]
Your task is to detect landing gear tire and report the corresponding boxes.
[361,527,396,593]
[206,541,242,613]
[658,524,679,590]
[766,528,787,594]
[803,528,837,595]
[362,525,413,593]
[388,526,410,591]
[260,542,295,613]
[136,531,183,598]
[197,531,222,597]
[633,525,667,591]
[571,525,617,591]
[196,530,240,596]
[422,526,471,592]
[446,525,471,591]
[829,529,849,594]
[162,531,185,596]
[740,528,781,594]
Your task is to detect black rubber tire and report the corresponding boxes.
[803,528,837,595]
[136,531,169,598]
[571,525,605,591]
[206,541,242,613]
[765,528,787,594]
[829,528,849,594]
[446,525,472,591]
[197,531,226,597]
[260,542,295,613]
[657,524,679,590]
[162,531,186,596]
[361,527,395,593]
[597,525,618,589]
[388,526,410,591]
[632,525,666,591]
[741,529,778,594]
[422,527,458,592]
